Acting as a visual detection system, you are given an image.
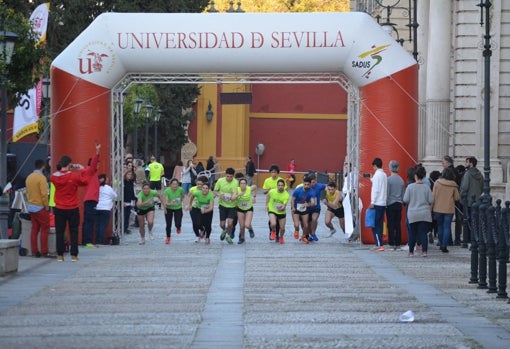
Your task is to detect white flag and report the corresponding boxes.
[12,3,50,141]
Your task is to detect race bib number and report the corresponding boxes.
[296,203,307,212]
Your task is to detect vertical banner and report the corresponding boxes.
[12,3,50,142]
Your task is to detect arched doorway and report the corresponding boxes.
[51,12,417,243]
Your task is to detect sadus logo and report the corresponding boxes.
[78,41,115,75]
[354,44,391,79]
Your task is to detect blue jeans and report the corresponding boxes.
[95,210,111,245]
[409,221,429,253]
[82,200,97,245]
[434,212,453,249]
[182,182,192,195]
[372,205,386,246]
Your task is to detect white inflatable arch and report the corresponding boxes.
[51,12,418,243]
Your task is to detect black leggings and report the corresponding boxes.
[191,208,213,238]
[164,208,183,237]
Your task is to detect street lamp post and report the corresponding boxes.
[0,19,18,239]
[144,102,153,162]
[133,97,142,159]
[42,77,50,145]
[478,0,492,203]
[154,109,161,159]
[374,0,419,62]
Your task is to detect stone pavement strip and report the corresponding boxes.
[1,189,509,349]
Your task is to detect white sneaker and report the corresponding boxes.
[149,232,154,240]
[139,238,145,245]
[194,237,201,243]
[329,228,337,236]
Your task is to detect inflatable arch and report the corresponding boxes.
[51,12,417,243]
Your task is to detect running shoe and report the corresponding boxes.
[176,228,181,235]
[230,231,235,239]
[85,243,95,249]
[165,237,171,244]
[301,235,309,244]
[226,235,233,244]
[279,236,285,244]
[199,230,205,239]
[310,234,319,242]
[139,238,146,245]
[328,228,336,237]
[373,246,385,251]
[71,255,79,262]
[238,238,245,244]
[149,232,155,240]
[249,229,255,238]
[422,251,427,257]
[407,252,414,257]
[270,230,276,241]
[57,255,64,262]
[205,238,210,245]
[220,230,227,241]
[194,237,201,243]
[294,231,299,239]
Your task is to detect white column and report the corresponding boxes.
[417,0,429,162]
[422,0,452,166]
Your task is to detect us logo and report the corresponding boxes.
[78,41,115,75]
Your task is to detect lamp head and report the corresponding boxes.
[206,101,214,122]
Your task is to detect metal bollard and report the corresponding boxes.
[486,203,498,293]
[496,201,508,299]
[478,200,488,289]
[468,197,479,284]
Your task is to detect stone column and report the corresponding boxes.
[422,0,452,168]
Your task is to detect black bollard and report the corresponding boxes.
[496,201,508,299]
[468,197,479,284]
[486,204,497,293]
[478,200,488,289]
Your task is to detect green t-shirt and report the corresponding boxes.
[192,190,215,210]
[263,176,287,191]
[148,161,164,181]
[163,186,184,210]
[236,186,253,210]
[214,177,239,208]
[267,188,289,215]
[137,189,158,209]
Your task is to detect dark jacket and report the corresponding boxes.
[459,167,483,207]
[246,160,256,177]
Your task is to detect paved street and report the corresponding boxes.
[1,189,509,349]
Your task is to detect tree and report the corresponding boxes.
[21,0,209,157]
[207,0,349,12]
[0,2,47,104]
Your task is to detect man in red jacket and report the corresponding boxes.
[51,143,100,262]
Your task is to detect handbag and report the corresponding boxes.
[365,208,376,228]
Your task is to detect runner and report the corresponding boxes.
[189,181,215,245]
[322,181,345,237]
[213,167,239,244]
[231,177,257,244]
[187,175,208,242]
[262,164,287,241]
[290,175,316,244]
[162,178,185,244]
[266,179,290,244]
[135,183,160,245]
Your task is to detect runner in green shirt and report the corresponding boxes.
[190,182,215,244]
[231,177,257,244]
[162,178,185,244]
[136,183,160,245]
[266,179,290,244]
[213,167,239,244]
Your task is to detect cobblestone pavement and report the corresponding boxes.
[1,189,509,349]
